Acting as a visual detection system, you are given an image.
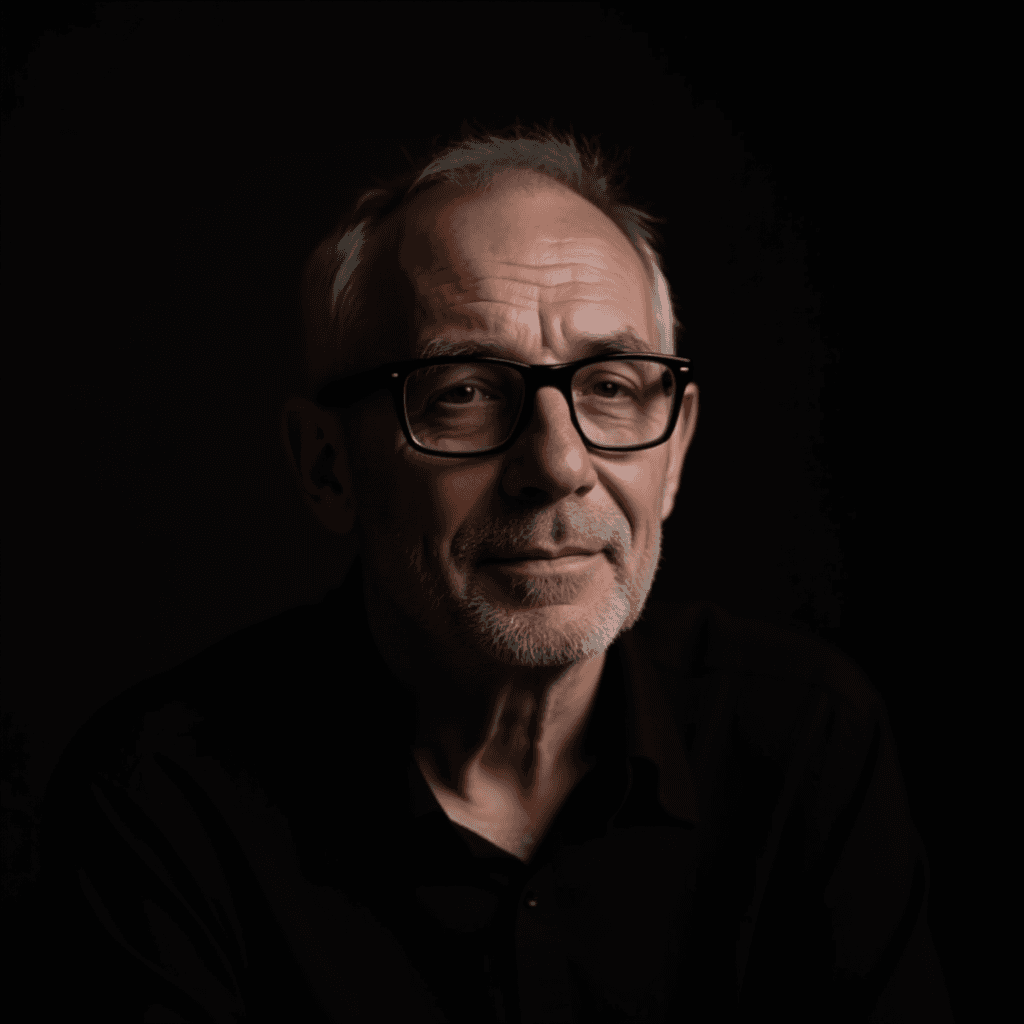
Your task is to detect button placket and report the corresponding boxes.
[516,864,572,1022]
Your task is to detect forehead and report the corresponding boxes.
[396,171,656,354]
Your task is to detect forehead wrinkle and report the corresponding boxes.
[411,294,536,345]
[417,268,634,311]
[413,257,631,289]
[414,285,643,345]
[413,265,651,348]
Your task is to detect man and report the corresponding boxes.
[34,127,954,1022]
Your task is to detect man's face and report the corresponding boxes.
[343,171,697,670]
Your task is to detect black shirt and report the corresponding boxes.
[34,556,954,1022]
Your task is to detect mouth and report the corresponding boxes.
[481,552,604,575]
[483,548,601,563]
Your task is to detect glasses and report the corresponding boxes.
[315,353,693,457]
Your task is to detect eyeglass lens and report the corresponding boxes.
[403,359,677,454]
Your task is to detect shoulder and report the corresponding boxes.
[45,594,340,802]
[631,600,901,892]
[632,599,882,762]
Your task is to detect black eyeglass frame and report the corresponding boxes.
[315,353,693,457]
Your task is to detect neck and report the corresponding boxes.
[363,569,606,803]
[418,655,605,803]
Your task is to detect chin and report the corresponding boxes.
[453,567,647,669]
[460,598,630,668]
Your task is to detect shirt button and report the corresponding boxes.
[524,891,539,908]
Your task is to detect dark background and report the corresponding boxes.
[1,2,1005,1019]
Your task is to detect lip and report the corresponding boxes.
[484,548,599,562]
[482,553,602,575]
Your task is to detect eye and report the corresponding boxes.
[588,377,639,400]
[435,383,500,406]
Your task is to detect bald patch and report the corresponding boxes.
[399,173,659,351]
[309,170,664,394]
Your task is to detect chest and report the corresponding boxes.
[403,820,697,1022]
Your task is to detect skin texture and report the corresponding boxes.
[281,171,699,860]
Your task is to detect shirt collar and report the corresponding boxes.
[616,626,700,825]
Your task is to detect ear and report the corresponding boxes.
[661,382,699,522]
[280,395,356,535]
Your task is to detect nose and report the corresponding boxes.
[500,385,597,503]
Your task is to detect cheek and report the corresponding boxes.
[370,455,499,548]
[431,464,496,516]
[417,462,499,536]
[600,454,668,529]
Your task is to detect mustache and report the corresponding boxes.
[451,508,628,563]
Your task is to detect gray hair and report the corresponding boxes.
[301,123,681,400]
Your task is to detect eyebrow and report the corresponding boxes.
[418,331,650,360]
